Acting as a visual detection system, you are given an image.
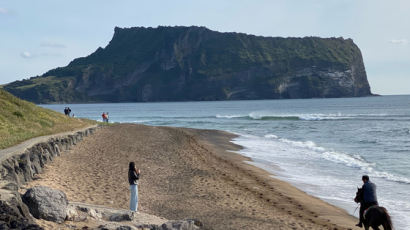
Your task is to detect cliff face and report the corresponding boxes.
[5,26,372,103]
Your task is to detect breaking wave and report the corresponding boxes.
[240,133,410,185]
[216,112,407,121]
[216,113,350,121]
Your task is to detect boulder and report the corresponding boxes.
[96,223,141,230]
[0,189,43,230]
[160,219,202,230]
[109,212,133,222]
[22,186,68,223]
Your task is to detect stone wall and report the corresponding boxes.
[0,126,97,229]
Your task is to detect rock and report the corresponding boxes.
[0,181,19,191]
[160,219,202,230]
[65,203,202,230]
[22,186,68,223]
[97,221,203,230]
[0,189,43,230]
[97,223,139,230]
[66,205,88,222]
[109,213,133,222]
[67,202,137,223]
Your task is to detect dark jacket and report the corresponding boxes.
[128,170,140,185]
[362,181,377,203]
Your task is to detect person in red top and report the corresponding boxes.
[102,112,107,122]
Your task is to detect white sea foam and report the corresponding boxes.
[234,133,410,186]
[215,114,244,119]
[233,133,410,229]
[215,112,401,121]
[278,138,326,152]
[216,112,354,121]
[264,134,278,139]
[132,119,154,123]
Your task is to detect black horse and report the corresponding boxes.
[354,188,393,230]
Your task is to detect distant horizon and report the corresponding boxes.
[27,95,410,106]
[1,1,409,95]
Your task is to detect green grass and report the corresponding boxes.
[0,89,96,150]
[12,76,61,90]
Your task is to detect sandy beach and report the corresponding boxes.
[25,124,360,230]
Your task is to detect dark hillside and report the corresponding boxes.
[4,26,372,103]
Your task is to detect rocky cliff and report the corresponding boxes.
[5,26,372,103]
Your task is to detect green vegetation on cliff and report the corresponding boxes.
[4,26,372,103]
[0,89,95,149]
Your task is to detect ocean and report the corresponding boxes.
[41,95,410,229]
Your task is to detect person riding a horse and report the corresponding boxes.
[356,175,378,228]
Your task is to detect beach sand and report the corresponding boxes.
[26,124,360,230]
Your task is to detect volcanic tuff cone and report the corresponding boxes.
[5,26,372,103]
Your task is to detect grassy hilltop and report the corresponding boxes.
[0,89,95,149]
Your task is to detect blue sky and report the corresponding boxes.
[0,0,409,95]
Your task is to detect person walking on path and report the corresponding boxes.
[128,162,140,212]
[356,175,378,228]
[64,107,71,116]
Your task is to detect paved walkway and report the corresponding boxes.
[0,125,98,162]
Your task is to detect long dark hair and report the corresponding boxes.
[129,162,135,171]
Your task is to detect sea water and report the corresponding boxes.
[42,95,410,229]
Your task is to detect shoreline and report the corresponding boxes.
[231,136,359,221]
[25,124,360,229]
[186,127,360,229]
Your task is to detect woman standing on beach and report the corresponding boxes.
[128,162,140,211]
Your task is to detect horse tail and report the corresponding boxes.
[381,207,393,230]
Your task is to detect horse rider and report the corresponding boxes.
[357,175,378,228]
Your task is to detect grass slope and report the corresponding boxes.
[0,89,95,149]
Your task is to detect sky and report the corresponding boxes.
[0,0,409,95]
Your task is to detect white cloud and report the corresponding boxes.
[390,39,408,45]
[20,51,33,59]
[0,7,8,14]
[20,51,64,59]
[40,41,66,48]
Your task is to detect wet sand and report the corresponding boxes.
[26,124,359,230]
